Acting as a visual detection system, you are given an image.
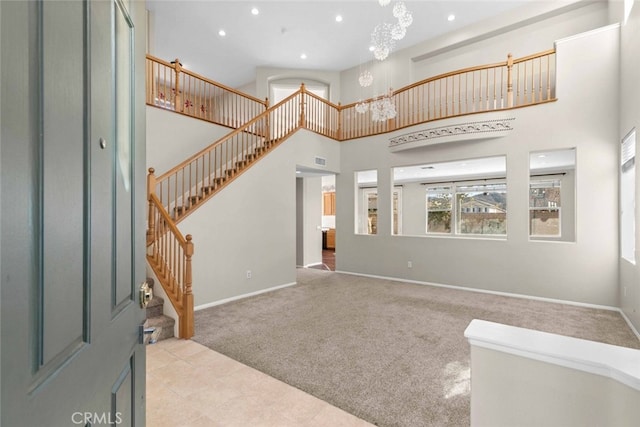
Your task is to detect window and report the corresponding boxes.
[529,148,576,241]
[393,156,507,237]
[621,129,636,263]
[392,187,402,235]
[426,186,452,233]
[529,178,561,237]
[356,170,377,235]
[456,182,507,235]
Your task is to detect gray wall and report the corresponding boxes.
[619,2,640,333]
[175,129,339,307]
[336,25,621,307]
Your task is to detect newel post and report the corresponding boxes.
[299,83,306,127]
[171,58,183,112]
[146,168,156,247]
[337,102,343,140]
[506,53,514,108]
[182,234,194,339]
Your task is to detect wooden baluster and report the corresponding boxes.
[147,168,156,246]
[182,235,195,339]
[506,53,514,108]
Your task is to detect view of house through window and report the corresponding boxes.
[393,156,507,237]
[529,148,576,241]
[355,170,378,235]
[621,129,636,263]
[456,182,507,235]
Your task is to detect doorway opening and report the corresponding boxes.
[295,169,336,271]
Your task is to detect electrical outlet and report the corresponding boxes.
[246,270,252,279]
[407,261,412,268]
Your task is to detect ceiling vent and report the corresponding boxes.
[314,156,327,167]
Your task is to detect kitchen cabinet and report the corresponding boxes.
[323,192,335,216]
[326,228,336,249]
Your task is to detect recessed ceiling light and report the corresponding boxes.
[447,14,456,22]
[296,171,302,174]
[369,45,375,52]
[251,7,259,15]
[300,53,307,59]
[538,154,547,158]
[218,29,226,37]
[335,15,343,23]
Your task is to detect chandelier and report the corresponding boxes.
[370,1,414,61]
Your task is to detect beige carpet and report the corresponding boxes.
[193,269,640,427]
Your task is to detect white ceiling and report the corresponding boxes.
[147,0,536,88]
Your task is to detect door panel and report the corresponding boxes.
[1,1,147,425]
[41,0,88,369]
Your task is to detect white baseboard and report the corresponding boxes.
[194,281,298,311]
[335,269,621,312]
[619,310,640,341]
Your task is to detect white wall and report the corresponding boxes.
[172,129,339,307]
[336,25,621,307]
[146,106,233,175]
[340,0,610,104]
[619,1,640,333]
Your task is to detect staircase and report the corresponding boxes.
[143,277,175,344]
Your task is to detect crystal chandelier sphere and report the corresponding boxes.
[355,101,369,114]
[371,22,395,61]
[398,11,413,28]
[393,2,407,19]
[358,70,373,87]
[373,46,389,61]
[371,22,395,49]
[391,23,406,40]
[370,96,397,122]
[378,0,391,6]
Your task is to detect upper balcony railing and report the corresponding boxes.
[147,50,555,142]
[146,55,268,129]
[340,50,556,139]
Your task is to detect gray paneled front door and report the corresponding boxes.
[1,0,147,425]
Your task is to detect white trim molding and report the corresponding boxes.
[465,319,640,391]
[388,118,515,152]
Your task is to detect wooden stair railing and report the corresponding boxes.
[145,49,557,339]
[146,187,194,339]
[149,87,334,224]
[146,54,268,129]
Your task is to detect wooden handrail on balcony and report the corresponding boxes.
[146,185,194,339]
[146,54,268,129]
[145,49,557,339]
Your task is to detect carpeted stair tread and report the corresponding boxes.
[146,314,175,342]
[146,296,165,318]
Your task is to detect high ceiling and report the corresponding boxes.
[146,0,538,88]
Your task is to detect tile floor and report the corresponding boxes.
[146,338,374,427]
